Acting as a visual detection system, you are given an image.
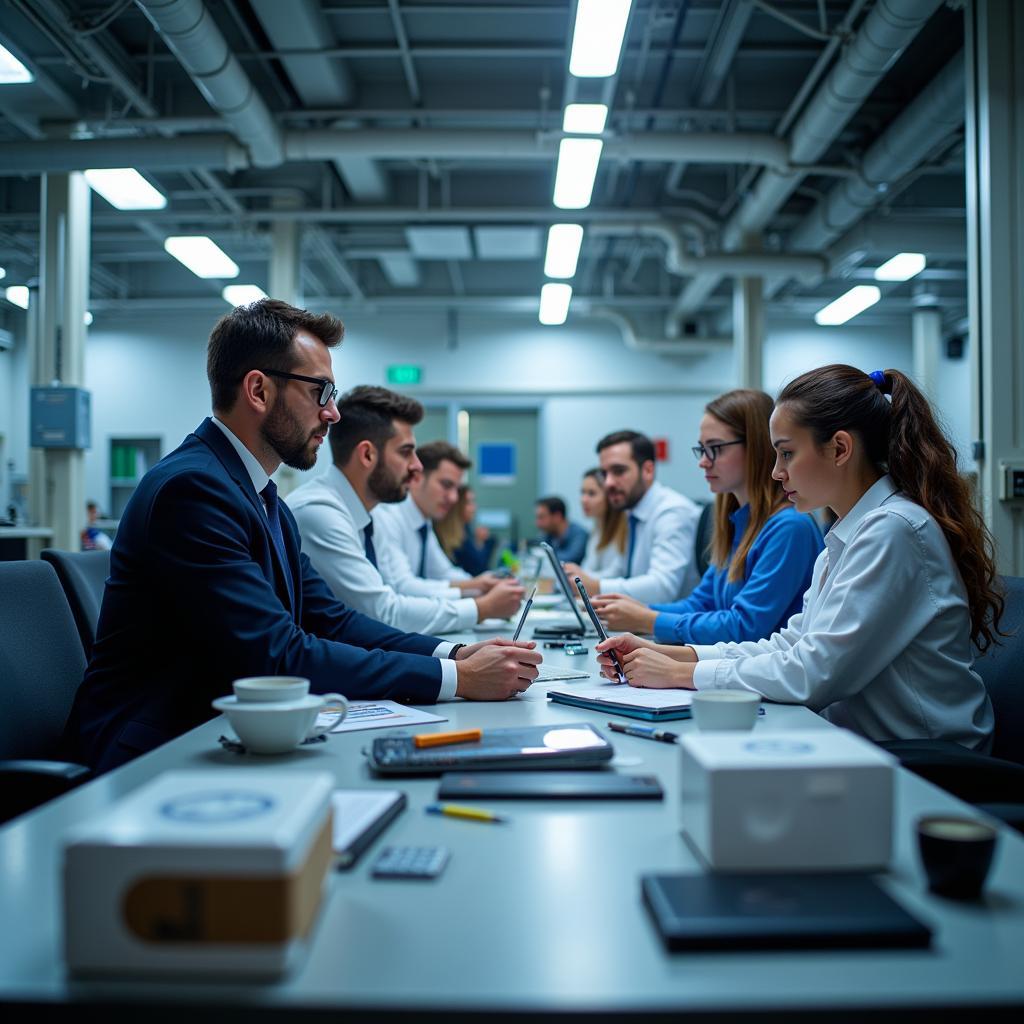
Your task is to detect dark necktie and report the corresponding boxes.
[364,518,379,569]
[417,522,429,577]
[260,480,295,609]
[625,512,639,577]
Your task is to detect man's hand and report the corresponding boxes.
[595,635,696,688]
[455,639,542,700]
[474,525,491,545]
[453,571,501,594]
[475,579,526,620]
[591,593,656,633]
[562,563,597,595]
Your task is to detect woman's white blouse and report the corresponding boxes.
[690,476,994,751]
[581,529,625,577]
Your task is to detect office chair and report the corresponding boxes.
[693,502,714,578]
[40,548,110,660]
[0,561,91,824]
[881,575,1024,832]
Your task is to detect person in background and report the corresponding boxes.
[443,485,496,576]
[534,495,588,564]
[287,386,523,634]
[596,365,1002,751]
[566,430,701,604]
[591,389,822,643]
[81,500,112,551]
[579,467,626,576]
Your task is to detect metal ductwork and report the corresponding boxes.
[592,309,731,357]
[827,219,966,273]
[135,0,284,168]
[669,0,945,327]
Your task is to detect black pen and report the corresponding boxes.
[607,721,678,744]
[511,585,537,642]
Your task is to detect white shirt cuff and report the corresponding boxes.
[432,641,459,701]
[455,598,479,630]
[691,658,720,690]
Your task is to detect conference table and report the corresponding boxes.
[1,627,1022,1022]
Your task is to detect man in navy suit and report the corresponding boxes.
[69,299,540,772]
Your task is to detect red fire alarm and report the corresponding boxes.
[654,437,670,462]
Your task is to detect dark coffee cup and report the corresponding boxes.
[916,815,998,900]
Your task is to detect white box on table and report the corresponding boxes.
[680,729,895,872]
[64,769,335,977]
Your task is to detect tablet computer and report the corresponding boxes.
[537,541,596,637]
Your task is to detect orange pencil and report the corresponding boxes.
[413,728,483,749]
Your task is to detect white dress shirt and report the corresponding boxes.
[286,465,477,645]
[691,476,994,751]
[598,480,701,603]
[581,530,626,576]
[373,494,470,597]
[210,420,458,699]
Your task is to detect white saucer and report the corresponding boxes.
[212,694,328,713]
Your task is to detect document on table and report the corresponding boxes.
[320,700,448,734]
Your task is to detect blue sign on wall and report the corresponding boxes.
[478,442,516,484]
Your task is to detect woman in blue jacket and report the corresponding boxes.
[591,388,823,644]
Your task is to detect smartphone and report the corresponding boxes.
[573,576,627,684]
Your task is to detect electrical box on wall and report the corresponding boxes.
[31,386,91,449]
[1000,463,1024,501]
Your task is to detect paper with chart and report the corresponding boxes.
[321,700,448,734]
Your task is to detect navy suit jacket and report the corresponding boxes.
[70,418,445,772]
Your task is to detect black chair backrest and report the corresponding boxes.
[975,575,1024,765]
[0,561,87,760]
[40,548,109,659]
[694,501,714,578]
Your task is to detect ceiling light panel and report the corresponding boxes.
[85,168,167,210]
[0,41,33,84]
[473,227,542,260]
[562,104,608,134]
[814,286,881,326]
[5,285,29,309]
[553,138,604,210]
[222,285,268,306]
[544,224,584,279]
[164,236,239,279]
[569,0,633,78]
[406,227,473,260]
[539,283,572,326]
[378,253,421,287]
[873,253,927,282]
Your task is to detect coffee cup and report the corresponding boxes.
[690,690,760,731]
[233,675,310,703]
[916,815,998,900]
[212,691,348,754]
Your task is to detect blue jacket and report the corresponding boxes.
[650,504,822,645]
[69,418,444,773]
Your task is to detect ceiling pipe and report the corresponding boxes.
[668,0,945,329]
[591,309,732,357]
[135,0,284,167]
[826,219,966,275]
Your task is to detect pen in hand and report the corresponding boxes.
[511,585,537,642]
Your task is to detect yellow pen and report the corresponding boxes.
[426,803,508,824]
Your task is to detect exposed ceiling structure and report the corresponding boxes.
[0,0,969,341]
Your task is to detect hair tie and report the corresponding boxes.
[869,369,886,389]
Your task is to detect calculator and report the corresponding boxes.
[371,845,450,880]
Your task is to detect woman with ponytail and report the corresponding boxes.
[596,365,1002,750]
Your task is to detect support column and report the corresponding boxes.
[732,275,763,389]
[31,172,90,553]
[911,293,942,401]
[966,0,1024,575]
[269,211,301,306]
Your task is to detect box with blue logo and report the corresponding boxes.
[63,770,334,976]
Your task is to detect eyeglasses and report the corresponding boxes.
[691,439,744,464]
[262,369,338,408]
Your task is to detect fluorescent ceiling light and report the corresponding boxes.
[84,168,166,210]
[544,224,584,279]
[222,284,268,306]
[814,285,881,326]
[873,252,926,282]
[562,103,608,135]
[0,42,33,84]
[569,0,633,77]
[539,282,572,326]
[164,236,239,279]
[553,138,604,210]
[83,311,93,326]
[0,266,5,281]
[5,285,29,309]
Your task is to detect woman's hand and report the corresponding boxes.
[590,593,657,633]
[594,633,657,681]
[620,648,695,689]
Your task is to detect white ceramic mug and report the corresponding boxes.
[233,675,310,703]
[690,690,760,732]
[212,691,348,753]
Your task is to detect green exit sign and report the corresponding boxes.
[387,364,422,385]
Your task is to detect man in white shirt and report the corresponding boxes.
[287,387,524,633]
[374,441,505,599]
[567,430,700,604]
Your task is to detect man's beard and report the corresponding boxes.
[262,395,322,471]
[369,460,410,504]
[609,477,646,511]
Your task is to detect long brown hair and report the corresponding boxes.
[583,468,628,554]
[778,364,1003,651]
[435,484,469,558]
[705,389,788,581]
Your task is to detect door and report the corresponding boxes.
[416,406,450,447]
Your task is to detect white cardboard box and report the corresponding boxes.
[64,769,335,977]
[680,729,895,872]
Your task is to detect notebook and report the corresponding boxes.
[547,681,694,721]
[331,789,406,869]
[642,873,932,951]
